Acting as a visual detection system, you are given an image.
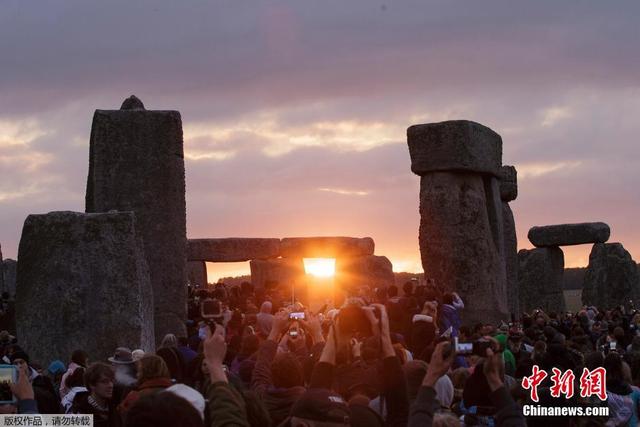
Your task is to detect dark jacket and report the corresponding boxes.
[310,356,408,427]
[32,374,62,414]
[71,391,121,427]
[251,339,305,426]
[117,377,173,415]
[206,381,250,427]
[410,384,525,427]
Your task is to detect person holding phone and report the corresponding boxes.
[9,350,60,414]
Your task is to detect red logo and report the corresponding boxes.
[579,367,607,401]
[521,366,607,402]
[522,365,547,402]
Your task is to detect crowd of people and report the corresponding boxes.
[1,279,640,426]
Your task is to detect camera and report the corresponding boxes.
[337,304,380,337]
[200,298,224,327]
[455,338,495,357]
[601,341,618,355]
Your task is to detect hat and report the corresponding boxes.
[290,388,350,424]
[131,349,145,361]
[9,350,30,365]
[0,330,15,342]
[107,347,134,364]
[47,360,66,375]
[165,384,205,420]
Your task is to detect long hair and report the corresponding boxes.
[137,355,171,383]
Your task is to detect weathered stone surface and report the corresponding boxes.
[335,255,395,293]
[418,172,508,324]
[408,120,502,177]
[518,247,566,313]
[528,222,610,247]
[16,211,154,365]
[0,244,4,295]
[2,259,17,297]
[85,97,187,341]
[280,237,374,258]
[120,95,145,110]
[187,261,208,288]
[582,243,640,308]
[188,238,281,262]
[249,258,305,291]
[499,165,517,202]
[503,202,519,316]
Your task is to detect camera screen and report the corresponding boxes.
[201,300,221,317]
[289,312,305,320]
[0,367,15,402]
[456,342,473,354]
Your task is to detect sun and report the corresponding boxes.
[303,258,336,277]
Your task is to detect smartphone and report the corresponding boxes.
[0,365,17,404]
[289,312,305,320]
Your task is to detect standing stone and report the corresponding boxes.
[499,166,518,202]
[582,243,640,308]
[518,247,566,313]
[188,261,208,289]
[335,255,395,294]
[0,244,3,294]
[408,120,508,324]
[2,259,17,298]
[249,258,305,291]
[15,211,154,365]
[500,166,519,316]
[528,222,610,247]
[86,96,187,340]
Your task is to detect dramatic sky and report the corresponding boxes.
[1,1,639,280]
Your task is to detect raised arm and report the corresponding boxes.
[369,304,409,427]
[409,341,454,427]
[204,323,250,427]
[251,310,289,395]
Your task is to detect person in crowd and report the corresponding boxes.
[107,347,137,407]
[0,364,38,414]
[61,366,87,413]
[178,336,198,366]
[251,310,308,426]
[439,292,464,338]
[117,354,173,416]
[60,349,88,398]
[156,337,185,383]
[256,301,274,338]
[604,352,640,426]
[132,349,145,362]
[10,350,61,413]
[71,362,120,427]
[46,360,66,396]
[124,391,204,427]
[410,339,525,426]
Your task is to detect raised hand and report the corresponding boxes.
[204,323,228,383]
[422,341,455,387]
[10,364,34,401]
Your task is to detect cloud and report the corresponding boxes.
[317,188,370,197]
